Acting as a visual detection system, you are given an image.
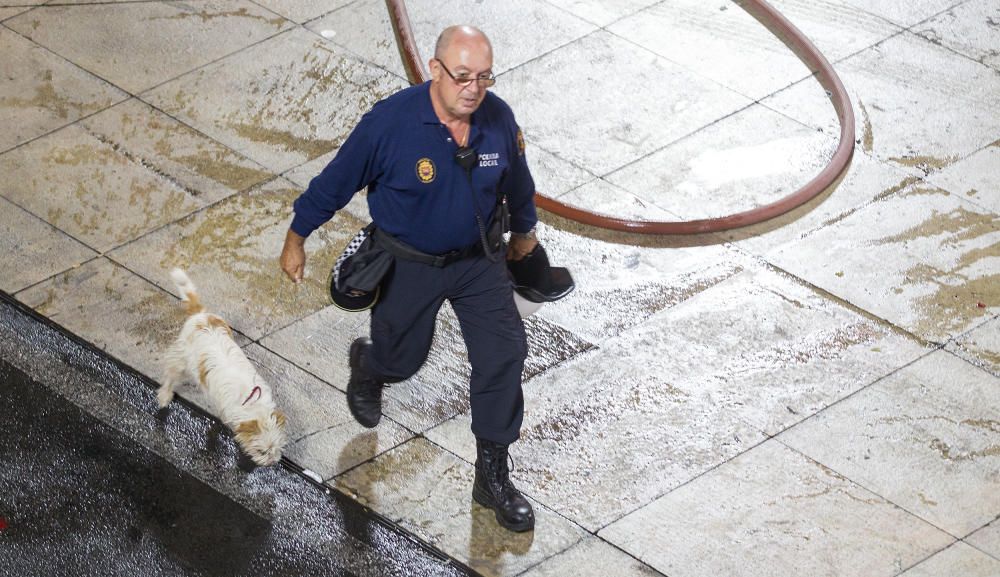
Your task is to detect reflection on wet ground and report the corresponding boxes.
[2,0,1000,575]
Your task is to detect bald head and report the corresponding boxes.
[434,25,493,61]
[428,25,494,121]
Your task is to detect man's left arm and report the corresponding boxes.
[505,124,539,261]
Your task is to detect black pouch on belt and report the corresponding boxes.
[329,223,394,312]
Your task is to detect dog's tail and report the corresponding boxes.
[170,268,204,316]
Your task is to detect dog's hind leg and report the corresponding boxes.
[158,341,187,408]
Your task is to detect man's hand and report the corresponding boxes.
[506,232,538,261]
[280,229,307,283]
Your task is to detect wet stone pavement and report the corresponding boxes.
[1,1,999,576]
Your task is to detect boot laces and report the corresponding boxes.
[483,450,520,497]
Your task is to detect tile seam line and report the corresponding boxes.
[590,346,938,538]
[964,534,1000,564]
[127,20,423,170]
[84,27,357,173]
[1,164,278,289]
[902,26,1000,73]
[0,21,291,178]
[774,438,964,576]
[583,32,921,182]
[0,192,102,256]
[9,172,282,323]
[410,435,598,538]
[760,260,941,346]
[250,340,418,438]
[0,25,130,156]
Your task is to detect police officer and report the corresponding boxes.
[279,25,539,532]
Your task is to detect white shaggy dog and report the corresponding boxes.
[159,268,287,466]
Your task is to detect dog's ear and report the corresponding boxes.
[273,410,287,428]
[235,419,262,439]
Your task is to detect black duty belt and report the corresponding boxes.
[373,229,483,268]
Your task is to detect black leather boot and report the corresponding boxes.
[473,438,535,532]
[347,337,384,428]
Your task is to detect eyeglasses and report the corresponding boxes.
[435,59,496,88]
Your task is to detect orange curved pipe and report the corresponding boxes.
[384,0,855,234]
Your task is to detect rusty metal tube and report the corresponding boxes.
[383,0,855,234]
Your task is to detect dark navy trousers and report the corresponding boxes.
[364,253,528,445]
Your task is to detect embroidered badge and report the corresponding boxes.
[516,128,525,156]
[416,158,436,183]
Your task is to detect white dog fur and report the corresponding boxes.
[159,268,287,466]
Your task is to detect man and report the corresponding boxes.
[279,25,539,533]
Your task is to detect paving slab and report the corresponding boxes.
[334,437,587,577]
[107,177,352,340]
[528,224,743,343]
[769,183,1000,343]
[837,0,969,28]
[599,440,954,577]
[780,350,1000,537]
[0,27,125,153]
[767,0,905,58]
[927,141,1000,214]
[947,318,1000,377]
[499,30,751,177]
[263,299,594,434]
[0,6,30,19]
[0,196,96,294]
[6,1,292,94]
[244,343,414,479]
[541,0,660,27]
[724,152,919,256]
[606,103,838,221]
[914,0,1000,71]
[763,32,1000,177]
[899,541,1000,577]
[0,98,272,253]
[307,0,596,78]
[520,537,664,577]
[14,257,186,381]
[553,177,680,222]
[966,518,1000,559]
[610,0,898,101]
[141,27,408,173]
[428,266,929,529]
[523,143,597,201]
[82,98,276,193]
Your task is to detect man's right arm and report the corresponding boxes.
[279,110,382,283]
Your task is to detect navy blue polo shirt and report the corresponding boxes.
[291,81,538,255]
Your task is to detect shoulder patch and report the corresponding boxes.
[516,129,525,156]
[415,158,435,183]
